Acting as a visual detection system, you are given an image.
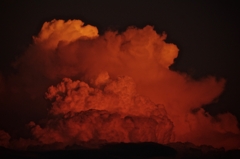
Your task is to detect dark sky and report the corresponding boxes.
[0,0,239,134]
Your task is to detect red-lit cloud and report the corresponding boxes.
[28,76,173,147]
[4,19,240,150]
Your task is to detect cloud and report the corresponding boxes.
[4,19,240,150]
[33,19,98,49]
[29,75,173,146]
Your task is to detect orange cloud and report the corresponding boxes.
[6,19,240,150]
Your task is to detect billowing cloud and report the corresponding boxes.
[33,19,98,49]
[29,75,173,146]
[4,19,240,150]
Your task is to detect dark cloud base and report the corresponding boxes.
[1,142,240,159]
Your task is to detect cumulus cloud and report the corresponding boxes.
[33,19,98,49]
[29,75,173,146]
[3,19,240,150]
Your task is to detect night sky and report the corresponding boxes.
[0,0,239,150]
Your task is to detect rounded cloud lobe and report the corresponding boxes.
[29,76,173,147]
[5,19,240,150]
